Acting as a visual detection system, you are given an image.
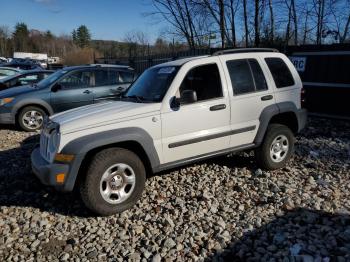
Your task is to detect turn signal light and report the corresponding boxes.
[56,173,65,184]
[54,154,75,163]
[3,98,14,103]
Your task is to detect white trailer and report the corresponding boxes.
[13,52,48,68]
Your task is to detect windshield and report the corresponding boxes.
[124,66,179,102]
[0,75,16,82]
[36,69,67,88]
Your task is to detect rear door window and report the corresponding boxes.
[94,69,109,86]
[59,70,93,89]
[108,70,119,85]
[265,57,295,88]
[226,59,268,95]
[249,59,268,91]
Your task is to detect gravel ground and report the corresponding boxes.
[0,117,349,262]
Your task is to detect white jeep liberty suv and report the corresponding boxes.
[31,48,307,215]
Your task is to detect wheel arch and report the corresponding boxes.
[14,99,54,123]
[60,128,160,191]
[254,102,300,145]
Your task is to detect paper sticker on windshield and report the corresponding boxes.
[158,67,176,74]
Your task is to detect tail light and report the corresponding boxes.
[301,87,306,108]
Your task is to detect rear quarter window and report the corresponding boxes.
[265,57,295,88]
[119,71,134,83]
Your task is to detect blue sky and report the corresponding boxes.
[1,0,162,42]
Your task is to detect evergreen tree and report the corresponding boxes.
[72,29,77,45]
[13,22,29,51]
[45,30,53,39]
[75,25,91,48]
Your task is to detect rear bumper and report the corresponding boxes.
[296,108,307,132]
[31,147,70,191]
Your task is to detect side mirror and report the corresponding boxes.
[51,83,62,92]
[180,90,197,104]
[170,96,180,110]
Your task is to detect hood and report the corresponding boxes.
[51,101,161,134]
[0,85,37,98]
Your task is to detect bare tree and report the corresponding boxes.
[243,0,249,46]
[330,0,350,43]
[254,0,260,46]
[268,0,274,42]
[0,26,11,57]
[148,0,202,49]
[226,0,240,47]
[285,0,292,47]
[291,0,298,45]
[341,13,350,42]
[124,30,150,57]
[219,0,226,47]
[314,0,326,44]
[302,8,311,44]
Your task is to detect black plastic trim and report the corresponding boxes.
[156,143,256,172]
[168,125,256,148]
[60,127,160,191]
[254,102,307,145]
[213,48,279,56]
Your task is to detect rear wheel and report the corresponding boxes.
[80,148,146,216]
[18,106,46,131]
[255,124,295,170]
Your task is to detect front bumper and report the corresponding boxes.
[296,108,308,132]
[0,108,15,124]
[31,147,70,191]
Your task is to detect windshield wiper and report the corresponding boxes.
[122,95,147,103]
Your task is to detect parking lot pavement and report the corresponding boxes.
[0,117,349,261]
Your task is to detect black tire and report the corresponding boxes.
[18,106,47,132]
[255,124,295,170]
[80,148,146,216]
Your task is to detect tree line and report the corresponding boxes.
[0,23,188,63]
[148,0,350,48]
[1,1,349,63]
[0,23,95,64]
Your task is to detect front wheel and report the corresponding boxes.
[80,148,146,216]
[18,106,46,132]
[255,124,295,170]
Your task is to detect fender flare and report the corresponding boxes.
[254,102,299,145]
[60,127,160,191]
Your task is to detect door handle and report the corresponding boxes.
[261,95,273,101]
[210,104,226,111]
[83,90,91,94]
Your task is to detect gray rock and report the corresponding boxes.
[163,238,176,249]
[59,253,70,261]
[30,240,40,249]
[152,254,162,262]
[86,250,98,259]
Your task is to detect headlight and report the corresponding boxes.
[41,122,61,163]
[48,129,60,153]
[0,97,14,106]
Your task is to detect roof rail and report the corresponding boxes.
[213,48,279,56]
[89,63,131,68]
